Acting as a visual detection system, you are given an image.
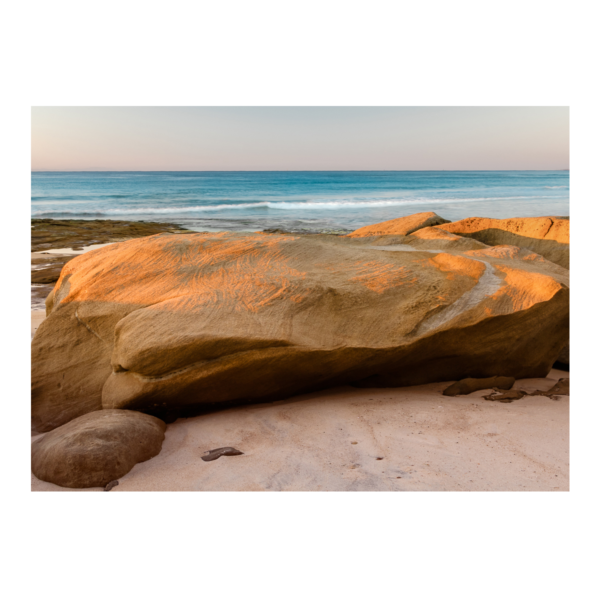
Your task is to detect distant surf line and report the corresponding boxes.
[32,195,569,216]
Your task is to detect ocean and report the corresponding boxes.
[31,171,569,233]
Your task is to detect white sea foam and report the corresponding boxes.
[32,194,568,217]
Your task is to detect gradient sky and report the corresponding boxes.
[31,107,568,171]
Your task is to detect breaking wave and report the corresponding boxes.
[31,195,567,217]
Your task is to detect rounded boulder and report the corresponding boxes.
[31,409,166,488]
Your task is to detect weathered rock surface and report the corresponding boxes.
[434,216,569,269]
[32,230,569,432]
[347,211,450,238]
[442,376,515,396]
[31,409,166,488]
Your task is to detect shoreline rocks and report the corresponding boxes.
[32,225,569,432]
[31,218,191,253]
[483,377,569,403]
[31,409,166,488]
[433,216,569,269]
[347,211,450,238]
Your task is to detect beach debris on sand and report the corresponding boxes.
[201,447,244,462]
[535,378,570,397]
[483,390,528,403]
[443,376,515,397]
[483,378,569,403]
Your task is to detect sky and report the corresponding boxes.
[31,107,569,171]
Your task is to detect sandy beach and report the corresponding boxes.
[31,358,568,491]
[21,31,584,600]
[30,216,569,492]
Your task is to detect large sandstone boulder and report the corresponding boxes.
[347,211,449,238]
[31,409,166,488]
[32,231,569,432]
[434,216,569,269]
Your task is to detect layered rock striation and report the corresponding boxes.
[432,216,569,269]
[32,227,569,432]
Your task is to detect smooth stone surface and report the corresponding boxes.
[31,409,166,488]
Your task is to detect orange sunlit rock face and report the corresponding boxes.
[32,227,569,433]
[410,227,462,241]
[466,245,547,264]
[489,265,563,313]
[437,216,569,243]
[433,216,570,269]
[54,233,308,312]
[349,261,417,293]
[347,212,449,238]
[428,253,486,281]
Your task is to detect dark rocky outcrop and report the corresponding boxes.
[443,376,515,396]
[554,342,569,370]
[483,378,569,402]
[532,378,569,398]
[31,218,191,252]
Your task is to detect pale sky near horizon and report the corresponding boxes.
[31,107,569,171]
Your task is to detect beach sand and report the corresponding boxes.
[31,331,569,491]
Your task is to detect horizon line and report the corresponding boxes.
[31,168,570,173]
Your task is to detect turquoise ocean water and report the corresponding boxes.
[31,171,569,233]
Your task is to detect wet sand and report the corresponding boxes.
[31,367,569,492]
